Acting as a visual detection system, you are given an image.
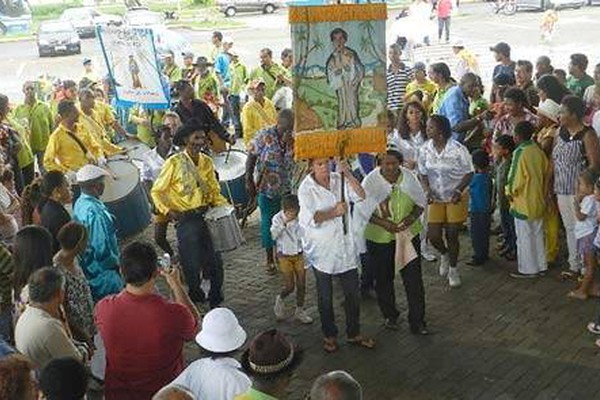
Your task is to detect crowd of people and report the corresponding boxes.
[0,22,600,398]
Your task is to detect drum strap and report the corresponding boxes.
[65,130,89,157]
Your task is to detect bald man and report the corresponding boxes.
[152,385,196,400]
[310,371,362,400]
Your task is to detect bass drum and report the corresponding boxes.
[101,160,152,239]
[212,149,249,216]
[119,138,152,170]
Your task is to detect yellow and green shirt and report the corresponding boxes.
[13,100,54,153]
[249,63,288,99]
[229,61,248,96]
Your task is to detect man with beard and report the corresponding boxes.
[151,120,228,307]
[249,48,289,99]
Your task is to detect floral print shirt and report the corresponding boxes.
[248,127,294,199]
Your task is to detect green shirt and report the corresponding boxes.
[364,173,422,244]
[229,61,248,96]
[195,72,220,102]
[249,63,288,99]
[163,64,183,85]
[6,115,34,168]
[234,388,278,400]
[431,84,453,114]
[566,74,595,98]
[13,100,54,153]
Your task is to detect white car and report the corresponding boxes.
[60,7,122,38]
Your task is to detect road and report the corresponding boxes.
[2,4,600,101]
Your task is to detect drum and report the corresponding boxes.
[120,138,151,164]
[205,205,244,252]
[212,149,249,210]
[101,160,152,239]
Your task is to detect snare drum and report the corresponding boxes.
[205,205,244,252]
[101,160,152,238]
[119,138,151,170]
[212,149,249,210]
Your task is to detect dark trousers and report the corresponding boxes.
[470,212,491,261]
[229,94,242,138]
[359,252,375,292]
[500,207,517,253]
[176,213,223,307]
[367,236,426,330]
[313,267,360,338]
[438,17,451,41]
[221,94,232,127]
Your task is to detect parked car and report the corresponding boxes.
[217,0,284,17]
[37,20,81,57]
[516,0,585,11]
[60,7,122,38]
[123,8,165,29]
[0,0,32,35]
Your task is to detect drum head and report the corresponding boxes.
[120,139,151,162]
[205,205,235,221]
[101,160,140,203]
[213,150,247,182]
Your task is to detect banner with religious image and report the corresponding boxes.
[97,26,170,109]
[290,4,387,159]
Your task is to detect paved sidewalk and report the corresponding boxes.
[160,214,600,400]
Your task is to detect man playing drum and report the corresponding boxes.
[151,120,228,308]
[245,109,295,275]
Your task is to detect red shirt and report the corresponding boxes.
[437,0,452,18]
[95,290,198,400]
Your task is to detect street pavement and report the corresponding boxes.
[2,4,600,101]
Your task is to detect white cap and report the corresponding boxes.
[195,308,246,352]
[452,39,465,48]
[76,164,109,184]
[536,98,560,122]
[222,36,234,44]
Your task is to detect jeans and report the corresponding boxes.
[359,253,374,292]
[313,267,360,338]
[221,93,232,127]
[438,17,451,41]
[367,236,426,330]
[176,213,224,307]
[229,94,242,138]
[500,207,516,253]
[0,307,12,343]
[470,212,491,261]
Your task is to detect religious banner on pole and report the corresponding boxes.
[97,26,170,109]
[290,3,388,159]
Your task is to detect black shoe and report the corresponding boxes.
[466,258,486,266]
[410,323,429,335]
[383,318,399,330]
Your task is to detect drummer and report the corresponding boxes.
[78,89,125,157]
[245,109,295,275]
[151,120,228,308]
[141,112,180,257]
[44,100,105,180]
[73,164,124,301]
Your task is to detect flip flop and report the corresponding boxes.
[265,264,277,275]
[347,336,375,349]
[587,322,600,335]
[567,290,588,300]
[323,337,338,353]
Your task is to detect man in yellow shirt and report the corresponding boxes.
[151,120,227,307]
[241,79,277,146]
[44,100,104,178]
[78,89,124,157]
[162,50,183,87]
[405,62,437,110]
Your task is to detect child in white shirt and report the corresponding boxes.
[270,194,312,324]
[570,169,598,300]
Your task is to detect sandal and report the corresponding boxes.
[323,337,339,353]
[587,322,600,335]
[567,290,588,300]
[347,335,375,349]
[265,263,277,275]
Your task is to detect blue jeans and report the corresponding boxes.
[470,212,491,261]
[438,17,450,41]
[0,307,12,343]
[229,94,242,138]
[500,207,517,253]
[176,213,223,307]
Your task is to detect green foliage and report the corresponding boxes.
[31,1,83,20]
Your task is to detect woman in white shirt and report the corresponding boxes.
[390,101,437,262]
[298,158,374,353]
[418,115,473,288]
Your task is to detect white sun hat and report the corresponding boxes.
[196,308,247,352]
[76,164,110,184]
[536,98,560,123]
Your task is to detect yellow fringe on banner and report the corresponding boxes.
[289,4,387,24]
[294,127,386,160]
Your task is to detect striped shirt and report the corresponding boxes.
[552,127,587,195]
[387,64,411,111]
[0,244,13,311]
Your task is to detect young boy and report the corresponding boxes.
[494,134,517,261]
[270,194,312,324]
[468,150,492,266]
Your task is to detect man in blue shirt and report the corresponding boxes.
[468,150,492,266]
[437,73,479,142]
[73,164,123,301]
[214,37,233,127]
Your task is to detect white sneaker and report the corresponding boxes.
[448,267,461,288]
[439,254,450,277]
[294,307,313,324]
[422,250,437,262]
[274,295,286,320]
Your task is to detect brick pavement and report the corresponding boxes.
[140,212,600,400]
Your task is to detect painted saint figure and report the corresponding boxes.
[326,27,365,129]
[129,55,142,89]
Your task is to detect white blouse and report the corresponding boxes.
[298,172,362,275]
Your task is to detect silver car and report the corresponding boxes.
[217,0,285,17]
[60,7,122,38]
